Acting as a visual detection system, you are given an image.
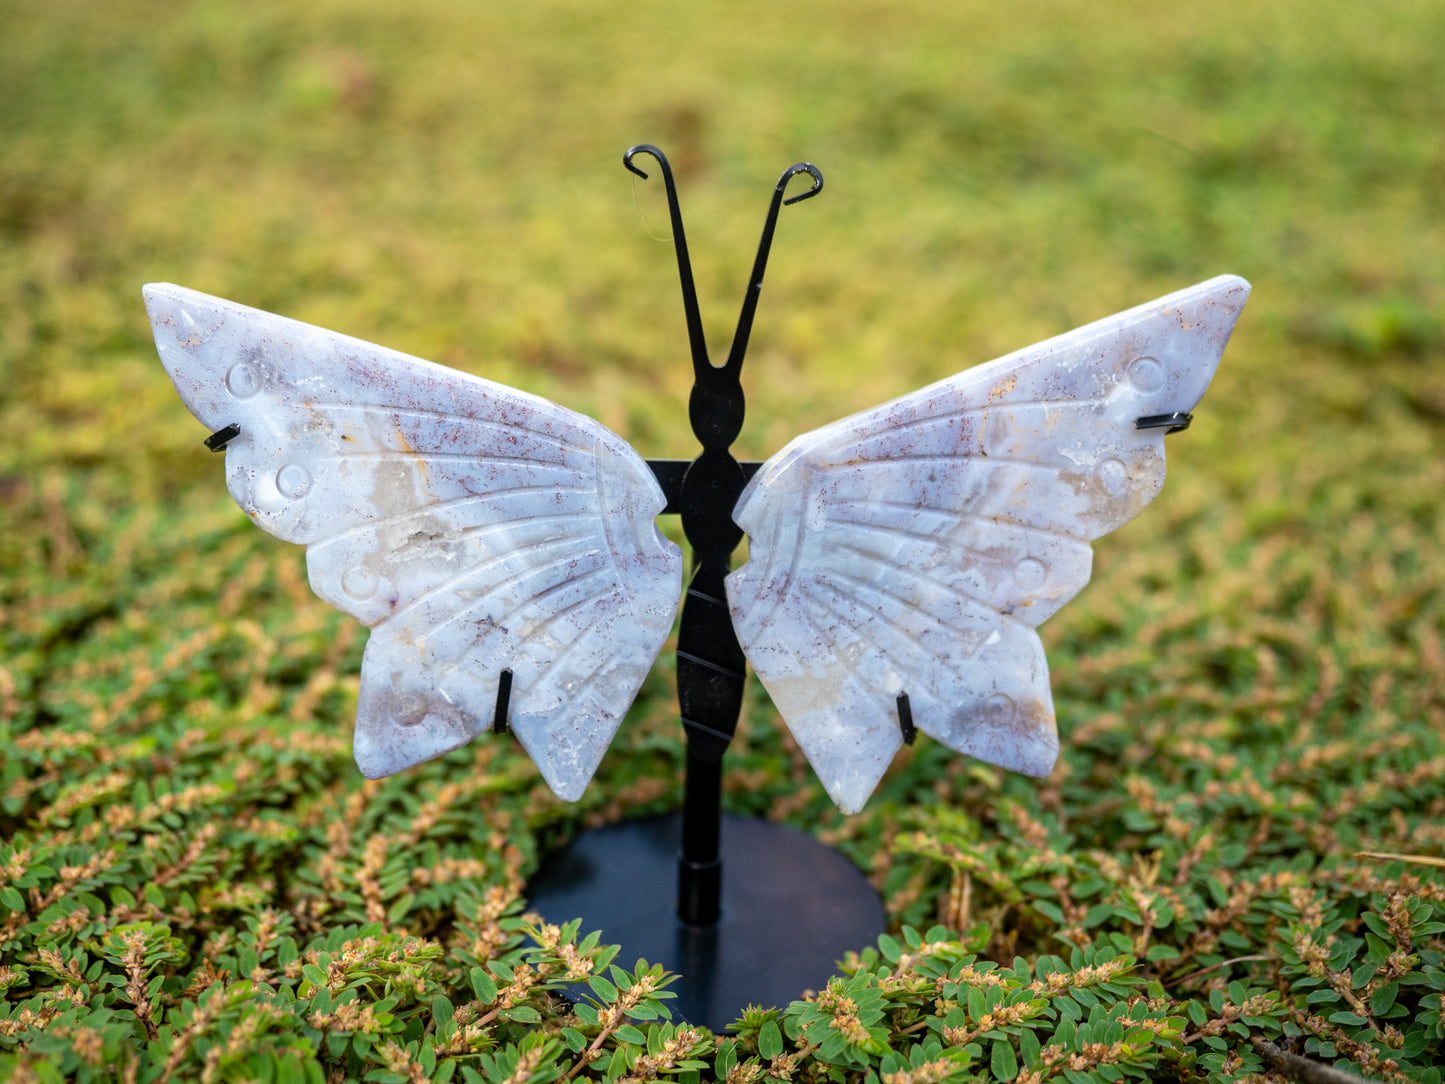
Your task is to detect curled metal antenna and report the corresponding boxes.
[624,144,825,451]
[723,161,826,374]
[779,162,824,205]
[624,144,709,379]
[622,144,660,180]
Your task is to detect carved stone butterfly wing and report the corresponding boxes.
[726,275,1251,813]
[146,285,683,800]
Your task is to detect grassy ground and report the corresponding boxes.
[3,0,1445,1080]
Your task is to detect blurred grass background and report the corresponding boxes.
[3,0,1445,1075]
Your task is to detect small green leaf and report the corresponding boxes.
[1020,1026,1041,1066]
[470,968,498,1004]
[616,1025,647,1045]
[1053,1019,1077,1048]
[1124,1026,1156,1048]
[386,893,415,925]
[1369,982,1399,1015]
[1083,904,1114,928]
[1033,901,1065,924]
[714,1042,738,1078]
[1362,912,1391,939]
[1364,935,1393,966]
[759,1020,783,1060]
[1070,987,1099,1009]
[607,1047,628,1078]
[967,987,986,1020]
[991,1039,1017,1080]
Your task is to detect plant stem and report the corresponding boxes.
[1166,955,1274,988]
[1251,1037,1382,1084]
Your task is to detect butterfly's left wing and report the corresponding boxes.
[146,284,682,800]
[727,275,1250,813]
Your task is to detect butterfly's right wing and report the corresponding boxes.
[728,276,1250,813]
[147,284,682,800]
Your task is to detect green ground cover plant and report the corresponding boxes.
[2,0,1444,1079]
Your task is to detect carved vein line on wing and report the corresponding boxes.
[750,480,799,601]
[321,451,583,466]
[425,557,609,649]
[312,492,596,548]
[321,513,594,580]
[811,559,1009,661]
[837,499,1090,543]
[727,468,808,627]
[385,536,603,626]
[807,575,934,669]
[525,581,628,691]
[829,534,1033,631]
[593,440,647,630]
[802,578,936,696]
[777,480,813,610]
[813,395,1112,450]
[789,600,895,720]
[816,452,1086,472]
[529,658,609,719]
[509,565,612,649]
[307,401,575,450]
[826,514,1073,600]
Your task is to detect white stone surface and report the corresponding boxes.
[727,275,1251,813]
[146,284,683,801]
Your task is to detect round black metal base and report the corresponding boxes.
[525,814,885,1032]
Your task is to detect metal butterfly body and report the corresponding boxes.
[147,272,1249,812]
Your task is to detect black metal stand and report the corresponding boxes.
[526,815,884,1031]
[525,146,885,1031]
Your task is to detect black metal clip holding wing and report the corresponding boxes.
[1136,411,1193,434]
[204,423,241,452]
[627,144,823,924]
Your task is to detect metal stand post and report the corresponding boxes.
[525,147,885,1031]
